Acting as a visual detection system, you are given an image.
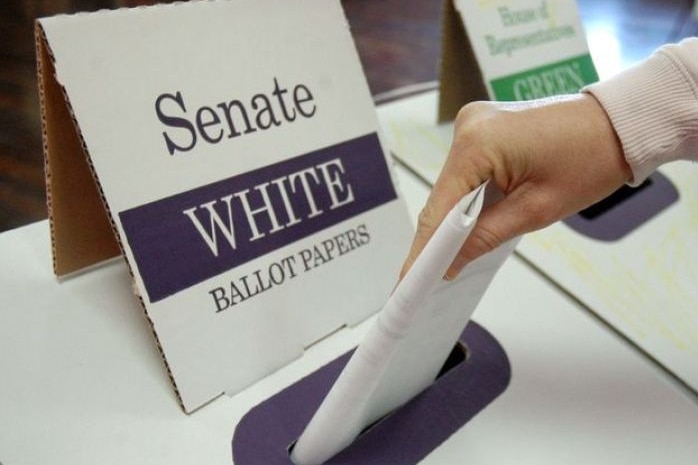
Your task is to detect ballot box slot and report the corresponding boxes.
[285,341,469,458]
[578,178,652,220]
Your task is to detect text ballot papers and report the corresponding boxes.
[36,0,413,413]
[292,184,518,465]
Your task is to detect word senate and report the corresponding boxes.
[155,77,317,155]
[209,224,371,312]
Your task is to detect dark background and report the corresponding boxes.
[2,0,697,232]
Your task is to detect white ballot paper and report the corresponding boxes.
[292,184,517,465]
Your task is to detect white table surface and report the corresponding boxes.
[1,165,697,465]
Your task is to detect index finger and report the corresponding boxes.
[399,155,486,280]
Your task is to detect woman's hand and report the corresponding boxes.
[400,93,632,279]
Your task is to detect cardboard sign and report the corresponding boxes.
[36,0,413,413]
[439,0,598,120]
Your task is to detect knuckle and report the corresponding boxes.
[416,204,437,232]
[456,101,493,123]
[491,195,560,238]
[469,225,505,257]
[520,193,562,230]
[453,105,501,158]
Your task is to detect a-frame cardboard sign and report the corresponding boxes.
[36,0,413,413]
[439,0,598,121]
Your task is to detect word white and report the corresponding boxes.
[155,77,316,155]
[183,158,354,257]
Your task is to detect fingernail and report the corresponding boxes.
[443,267,459,281]
[444,257,466,281]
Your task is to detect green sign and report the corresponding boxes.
[490,53,598,101]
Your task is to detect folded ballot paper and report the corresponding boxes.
[292,183,518,465]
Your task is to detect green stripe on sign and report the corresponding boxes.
[490,54,599,101]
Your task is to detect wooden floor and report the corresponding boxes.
[1,0,697,232]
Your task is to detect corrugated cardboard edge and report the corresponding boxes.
[437,0,489,123]
[35,21,189,413]
[35,22,120,276]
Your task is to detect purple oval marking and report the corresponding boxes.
[232,322,511,465]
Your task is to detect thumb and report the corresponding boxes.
[444,185,544,278]
[399,177,485,280]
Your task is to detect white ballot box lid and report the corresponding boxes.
[1,165,698,464]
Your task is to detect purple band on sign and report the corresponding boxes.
[119,132,396,303]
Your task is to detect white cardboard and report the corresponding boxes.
[516,161,698,393]
[438,0,597,119]
[38,0,413,412]
[458,1,590,79]
[3,209,698,464]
